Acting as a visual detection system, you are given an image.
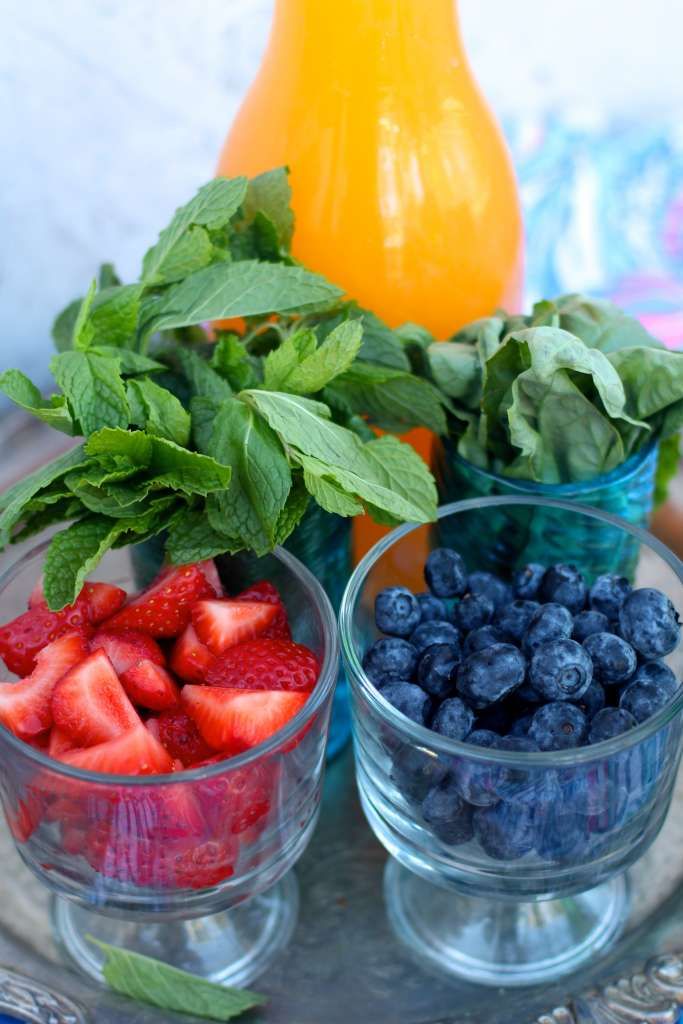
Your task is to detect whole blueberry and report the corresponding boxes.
[589,574,632,620]
[619,588,681,660]
[516,681,544,703]
[529,702,588,751]
[456,643,526,708]
[453,593,494,632]
[540,564,587,613]
[535,797,588,863]
[417,644,460,699]
[508,711,535,737]
[572,610,610,644]
[513,563,546,601]
[416,592,447,623]
[409,619,461,655]
[619,662,679,724]
[391,745,450,802]
[381,682,432,726]
[363,637,418,687]
[588,707,637,744]
[374,586,421,637]
[421,778,474,845]
[528,639,593,701]
[463,625,510,657]
[583,632,637,685]
[453,730,501,807]
[572,680,606,719]
[495,600,540,642]
[473,801,535,860]
[493,735,546,804]
[432,697,475,741]
[425,548,467,598]
[522,603,574,656]
[467,571,513,611]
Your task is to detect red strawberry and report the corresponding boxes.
[192,600,278,656]
[0,631,90,740]
[206,638,319,693]
[48,727,76,758]
[6,787,47,843]
[103,564,215,638]
[153,708,215,766]
[182,686,308,753]
[0,603,92,678]
[194,757,275,836]
[170,624,217,683]
[235,580,291,640]
[197,559,223,597]
[52,650,140,746]
[28,580,127,621]
[87,832,237,890]
[58,723,173,775]
[120,660,180,712]
[90,629,165,676]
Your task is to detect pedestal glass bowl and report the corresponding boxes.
[0,541,338,987]
[341,497,683,987]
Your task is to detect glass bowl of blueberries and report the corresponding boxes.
[340,496,683,987]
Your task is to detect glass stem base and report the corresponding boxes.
[384,860,630,988]
[51,872,299,988]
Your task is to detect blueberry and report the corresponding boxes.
[535,796,588,863]
[452,730,501,807]
[528,638,593,701]
[417,644,460,699]
[381,682,432,726]
[421,777,474,845]
[453,593,494,632]
[572,610,610,644]
[475,701,515,735]
[409,620,461,655]
[572,680,606,719]
[583,632,637,685]
[431,697,475,741]
[391,745,450,803]
[374,586,421,637]
[529,702,588,751]
[619,588,681,660]
[625,659,678,692]
[416,592,447,623]
[456,643,526,708]
[516,681,544,703]
[495,600,540,642]
[425,548,468,598]
[508,711,535,737]
[363,637,418,687]
[513,563,546,600]
[619,663,679,723]
[467,571,513,611]
[493,736,546,804]
[588,707,637,744]
[522,603,573,656]
[473,801,535,860]
[462,625,509,657]
[540,564,587,613]
[589,574,632,620]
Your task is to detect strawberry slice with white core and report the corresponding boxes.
[90,629,165,676]
[52,649,140,746]
[170,624,216,683]
[182,685,308,752]
[58,723,173,775]
[103,564,215,638]
[120,659,180,711]
[197,560,223,597]
[192,600,278,656]
[235,581,291,641]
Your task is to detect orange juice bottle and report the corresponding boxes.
[218,0,523,558]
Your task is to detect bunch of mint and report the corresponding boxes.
[0,170,445,609]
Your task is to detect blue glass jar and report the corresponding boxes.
[433,439,659,581]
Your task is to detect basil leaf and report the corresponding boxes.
[126,378,191,446]
[0,446,88,546]
[553,294,663,352]
[0,370,75,434]
[655,432,681,506]
[328,360,448,434]
[265,321,363,394]
[607,347,683,427]
[72,279,97,351]
[427,342,482,409]
[51,351,130,435]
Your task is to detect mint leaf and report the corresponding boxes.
[65,475,152,519]
[211,334,260,390]
[327,361,448,434]
[0,446,88,546]
[90,347,164,376]
[265,321,363,394]
[239,166,294,251]
[302,467,363,516]
[14,497,83,543]
[52,298,82,353]
[142,177,248,285]
[88,937,266,1021]
[72,279,97,350]
[274,476,310,544]
[0,369,75,434]
[262,329,316,392]
[89,284,144,349]
[166,507,235,564]
[126,378,191,446]
[174,347,233,403]
[190,395,220,453]
[51,351,130,435]
[43,516,122,609]
[98,263,121,289]
[314,304,410,371]
[655,431,681,505]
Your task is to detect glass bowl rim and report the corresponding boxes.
[340,495,683,768]
[0,539,340,786]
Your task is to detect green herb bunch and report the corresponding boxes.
[0,170,445,609]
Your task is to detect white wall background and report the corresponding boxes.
[1,0,679,382]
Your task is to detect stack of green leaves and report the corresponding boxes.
[0,170,443,609]
[414,293,682,497]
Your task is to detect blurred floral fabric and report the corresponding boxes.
[507,115,683,349]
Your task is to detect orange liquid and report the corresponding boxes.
[218,0,523,559]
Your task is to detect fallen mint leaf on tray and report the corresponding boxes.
[86,936,267,1021]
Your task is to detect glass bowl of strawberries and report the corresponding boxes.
[0,540,338,987]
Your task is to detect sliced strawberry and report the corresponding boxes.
[28,577,45,609]
[6,787,47,843]
[235,580,291,640]
[120,660,180,711]
[52,650,140,746]
[0,631,90,740]
[0,602,93,677]
[58,723,173,775]
[48,727,76,758]
[103,564,215,638]
[90,629,165,676]
[170,624,217,683]
[28,580,126,622]
[192,600,278,656]
[182,686,308,752]
[197,559,223,597]
[154,708,215,765]
[88,832,237,890]
[206,638,319,693]
[194,758,275,836]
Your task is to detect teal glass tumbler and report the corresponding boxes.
[434,440,659,580]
